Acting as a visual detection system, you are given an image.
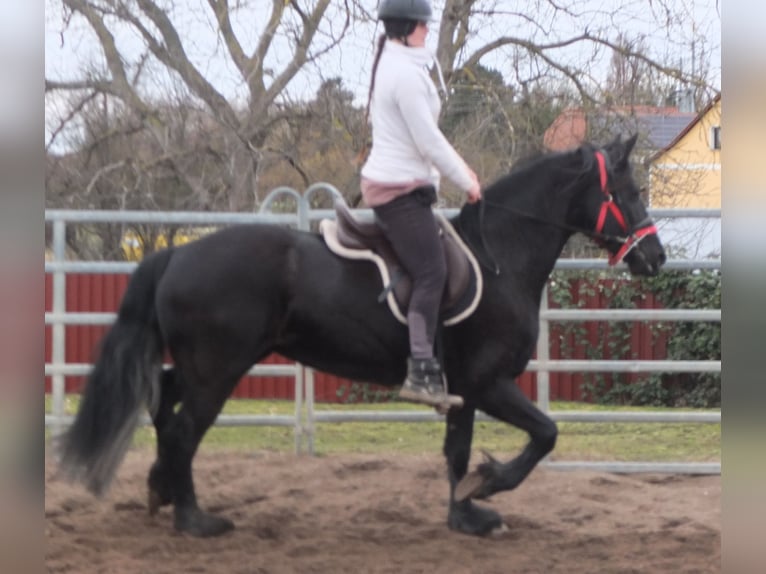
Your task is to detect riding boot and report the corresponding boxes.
[398,357,464,408]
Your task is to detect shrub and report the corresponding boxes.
[548,269,720,408]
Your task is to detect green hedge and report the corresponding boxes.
[548,269,721,408]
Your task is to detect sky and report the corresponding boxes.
[45,0,721,124]
[42,1,722,255]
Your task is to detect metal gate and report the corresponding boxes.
[45,183,721,473]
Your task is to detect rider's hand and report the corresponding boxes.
[465,168,482,204]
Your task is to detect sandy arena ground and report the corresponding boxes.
[46,450,720,573]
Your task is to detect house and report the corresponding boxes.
[645,93,721,209]
[543,96,722,258]
[643,94,721,258]
[543,104,697,160]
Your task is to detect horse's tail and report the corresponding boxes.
[56,248,174,496]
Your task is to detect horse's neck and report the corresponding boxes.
[490,214,571,296]
[464,163,581,296]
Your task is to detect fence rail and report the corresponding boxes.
[45,186,721,474]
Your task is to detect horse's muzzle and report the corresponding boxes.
[625,234,666,276]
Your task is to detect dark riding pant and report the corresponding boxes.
[373,186,446,359]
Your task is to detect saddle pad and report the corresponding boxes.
[319,214,483,326]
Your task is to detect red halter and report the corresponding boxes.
[593,151,658,266]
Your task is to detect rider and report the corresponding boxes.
[360,0,482,407]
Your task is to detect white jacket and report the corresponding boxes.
[360,40,475,195]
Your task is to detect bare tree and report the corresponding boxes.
[436,1,717,91]
[254,77,367,200]
[606,33,658,106]
[47,0,353,212]
[46,0,719,214]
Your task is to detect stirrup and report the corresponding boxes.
[398,358,464,410]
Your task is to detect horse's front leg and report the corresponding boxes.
[455,378,558,502]
[443,404,504,536]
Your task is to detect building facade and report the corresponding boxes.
[646,94,722,209]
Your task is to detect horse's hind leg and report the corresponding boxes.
[443,405,504,536]
[147,368,184,515]
[159,355,251,538]
[457,378,558,501]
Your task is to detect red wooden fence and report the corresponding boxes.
[45,274,667,402]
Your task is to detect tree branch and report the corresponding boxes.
[207,0,253,81]
[462,30,705,93]
[83,160,128,196]
[251,0,286,99]
[256,0,335,118]
[46,89,99,152]
[131,0,240,129]
[437,0,477,79]
[62,0,152,116]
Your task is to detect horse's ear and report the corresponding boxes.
[614,133,638,168]
[624,133,638,156]
[606,133,637,169]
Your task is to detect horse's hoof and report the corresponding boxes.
[454,451,502,501]
[447,500,504,537]
[489,522,510,538]
[175,509,234,538]
[148,489,162,516]
[147,482,173,516]
[454,470,488,501]
[147,465,173,515]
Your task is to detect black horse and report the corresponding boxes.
[57,134,666,538]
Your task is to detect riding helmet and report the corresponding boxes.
[377,0,433,22]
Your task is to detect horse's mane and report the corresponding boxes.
[455,142,598,271]
[488,143,597,196]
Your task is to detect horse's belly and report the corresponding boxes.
[277,343,407,387]
[274,303,409,386]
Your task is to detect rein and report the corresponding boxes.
[473,150,658,272]
[480,198,618,241]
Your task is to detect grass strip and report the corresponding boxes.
[45,397,720,462]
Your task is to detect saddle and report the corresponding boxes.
[319,199,483,326]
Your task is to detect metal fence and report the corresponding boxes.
[45,183,721,474]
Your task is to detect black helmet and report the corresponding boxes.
[377,0,433,22]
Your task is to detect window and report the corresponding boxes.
[710,126,721,150]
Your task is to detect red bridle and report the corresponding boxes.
[593,151,658,266]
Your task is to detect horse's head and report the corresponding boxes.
[579,134,666,276]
